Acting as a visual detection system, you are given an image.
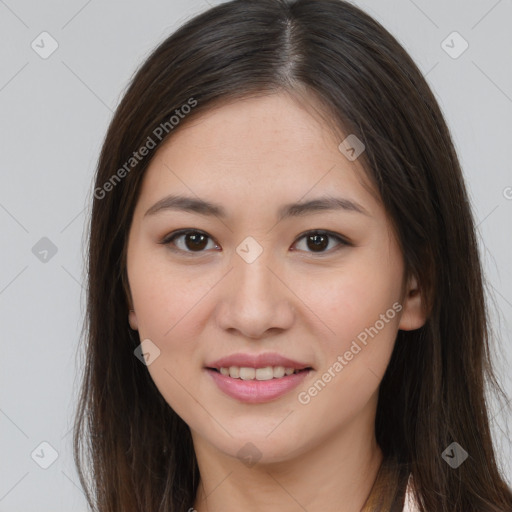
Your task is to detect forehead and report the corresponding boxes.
[136,92,380,217]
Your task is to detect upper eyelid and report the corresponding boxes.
[162,229,219,245]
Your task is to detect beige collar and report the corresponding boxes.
[402,474,419,512]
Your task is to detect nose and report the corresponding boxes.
[214,250,295,339]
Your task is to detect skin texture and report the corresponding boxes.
[126,91,426,512]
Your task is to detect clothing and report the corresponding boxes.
[402,474,419,512]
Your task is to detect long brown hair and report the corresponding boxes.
[74,1,512,510]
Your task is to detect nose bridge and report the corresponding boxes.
[232,232,276,290]
[215,242,294,338]
[232,245,278,307]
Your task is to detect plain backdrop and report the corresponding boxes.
[0,0,511,510]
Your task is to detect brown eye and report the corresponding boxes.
[183,232,209,251]
[306,233,329,252]
[293,230,349,254]
[162,230,218,253]
[161,229,349,256]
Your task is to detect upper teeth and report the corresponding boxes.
[219,366,297,380]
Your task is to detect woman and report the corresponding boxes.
[74,1,512,511]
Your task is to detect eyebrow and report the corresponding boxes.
[144,194,370,221]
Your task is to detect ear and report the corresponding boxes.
[128,309,139,331]
[398,275,427,331]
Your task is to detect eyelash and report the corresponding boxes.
[159,229,352,256]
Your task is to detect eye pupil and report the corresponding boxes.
[308,234,328,252]
[186,232,208,251]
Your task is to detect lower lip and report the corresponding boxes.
[206,368,311,404]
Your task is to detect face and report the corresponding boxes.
[126,91,425,464]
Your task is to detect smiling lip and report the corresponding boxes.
[206,352,312,370]
[205,352,313,404]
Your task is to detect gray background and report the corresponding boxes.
[0,0,511,510]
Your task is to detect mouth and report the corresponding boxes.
[204,354,314,403]
[204,353,314,403]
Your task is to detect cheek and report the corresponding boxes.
[295,290,401,424]
[128,251,215,343]
[291,250,403,403]
[127,245,228,409]
[128,261,209,422]
[294,254,402,342]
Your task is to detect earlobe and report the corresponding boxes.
[398,275,428,331]
[128,309,138,330]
